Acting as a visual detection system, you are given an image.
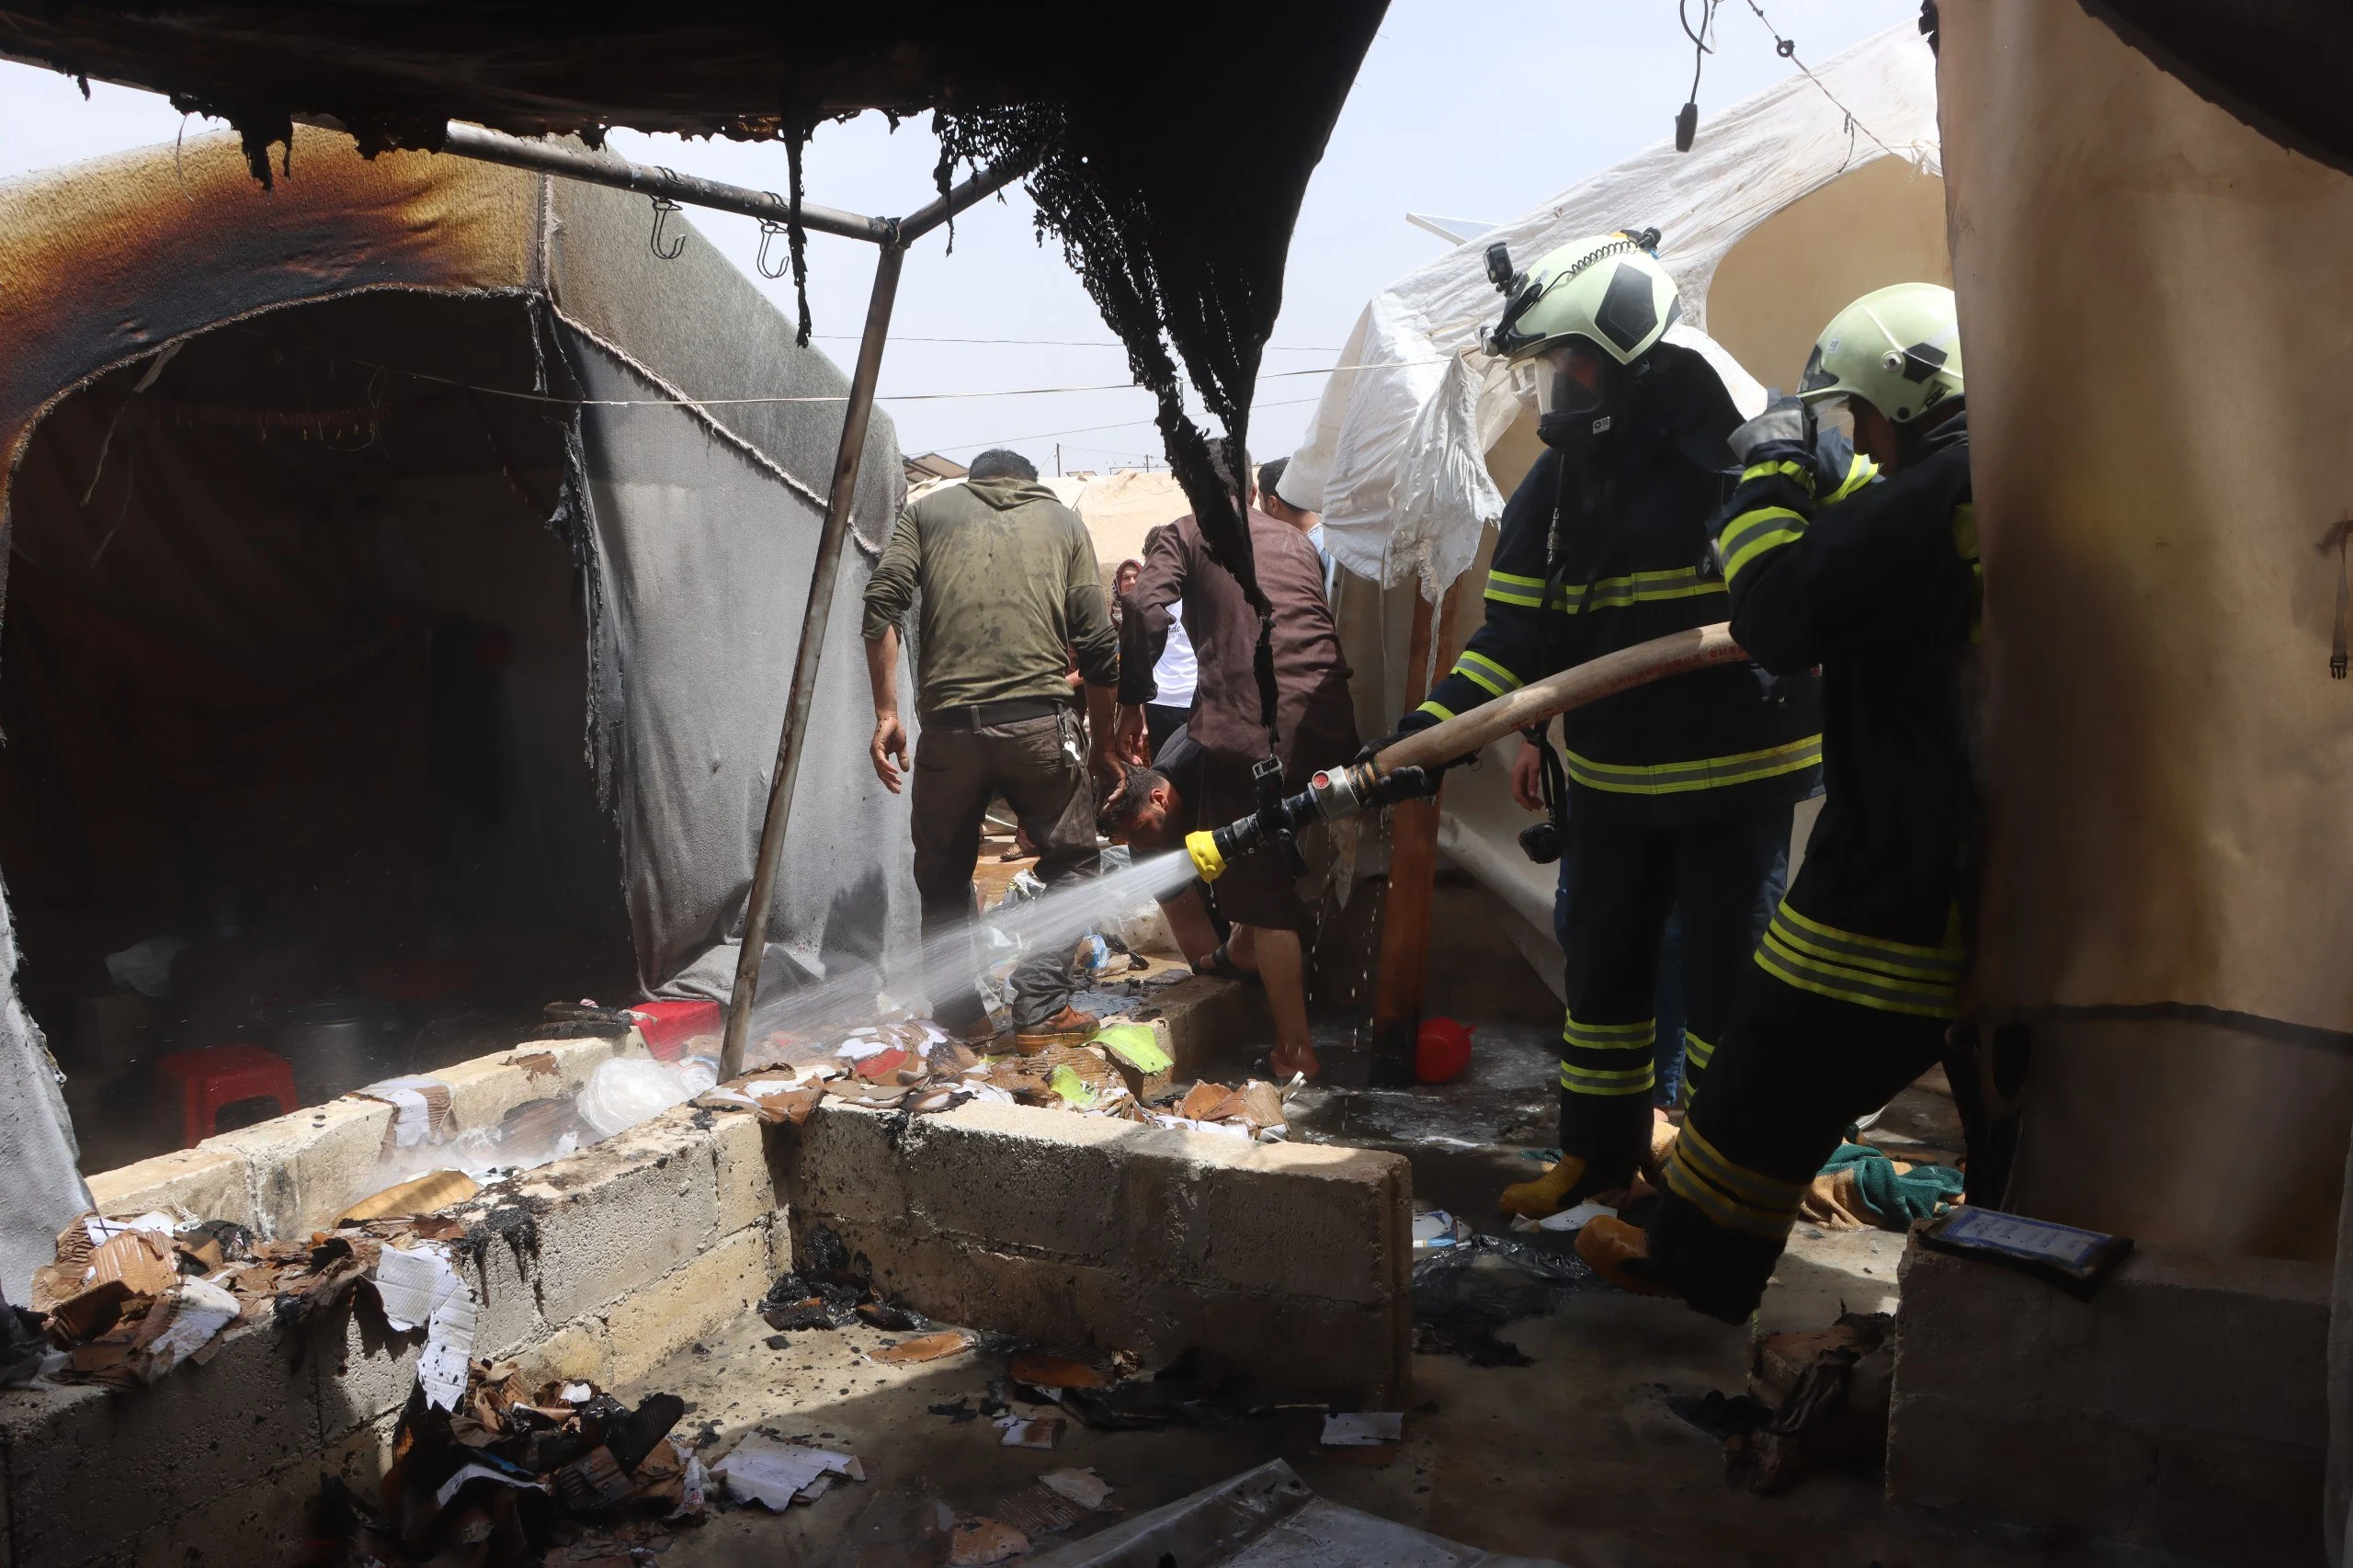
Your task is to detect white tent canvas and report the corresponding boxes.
[1283,22,1943,597]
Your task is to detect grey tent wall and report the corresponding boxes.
[0,882,92,1301]
[539,179,915,1000]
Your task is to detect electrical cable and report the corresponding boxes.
[1733,0,1902,161]
[1677,0,1720,151]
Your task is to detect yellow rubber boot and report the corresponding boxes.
[1498,1154,1590,1218]
[1574,1216,1678,1301]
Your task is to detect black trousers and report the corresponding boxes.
[1647,972,1950,1320]
[1553,799,1790,1183]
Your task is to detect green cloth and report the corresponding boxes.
[861,475,1118,716]
[1821,1142,1964,1227]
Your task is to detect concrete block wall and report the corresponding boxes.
[84,1032,644,1241]
[5,1095,1410,1565]
[1889,1236,2329,1567]
[788,1100,1413,1408]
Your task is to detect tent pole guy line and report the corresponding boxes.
[397,120,1031,1077]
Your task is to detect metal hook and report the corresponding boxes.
[648,195,687,260]
[756,195,791,278]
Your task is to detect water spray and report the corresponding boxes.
[1185,622,1746,882]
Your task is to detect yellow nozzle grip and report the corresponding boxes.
[1185,830,1226,884]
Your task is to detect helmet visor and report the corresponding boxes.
[1529,340,1610,420]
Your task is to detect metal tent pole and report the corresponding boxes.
[717,242,903,1077]
[389,119,1029,1078]
[711,157,1031,1080]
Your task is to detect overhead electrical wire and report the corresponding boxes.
[1732,0,1903,161]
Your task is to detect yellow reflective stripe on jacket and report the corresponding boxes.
[1665,1122,1804,1239]
[1754,901,1963,1018]
[1450,649,1523,699]
[1562,733,1821,796]
[1741,458,1816,490]
[1827,451,1879,503]
[1483,567,1553,609]
[1415,698,1456,723]
[1721,506,1809,582]
[1563,565,1727,614]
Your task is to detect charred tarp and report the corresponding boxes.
[0,2,1390,695]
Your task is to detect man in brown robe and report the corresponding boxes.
[1114,442,1356,1078]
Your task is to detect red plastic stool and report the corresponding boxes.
[156,1043,299,1148]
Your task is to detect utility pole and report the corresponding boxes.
[1056,442,1063,477]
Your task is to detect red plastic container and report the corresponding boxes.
[631,998,724,1062]
[1415,1017,1474,1085]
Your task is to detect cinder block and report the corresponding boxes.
[1895,1240,2328,1446]
[2,1323,319,1564]
[899,1104,1136,1260]
[1891,1234,2328,1562]
[510,1315,611,1392]
[1142,975,1270,1078]
[1146,1139,1410,1308]
[431,1031,640,1132]
[87,1146,255,1229]
[2148,1428,2327,1568]
[307,1292,423,1445]
[605,1223,771,1386]
[779,1101,914,1227]
[457,1210,550,1358]
[129,1407,399,1568]
[710,1110,786,1233]
[487,1106,720,1329]
[1886,1389,2156,1538]
[808,1211,1405,1407]
[208,1096,397,1240]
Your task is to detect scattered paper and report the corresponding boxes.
[947,1517,1031,1565]
[869,1331,975,1365]
[358,1075,453,1148]
[419,1288,478,1411]
[1411,1210,1460,1249]
[1513,1200,1616,1234]
[712,1436,864,1509]
[373,1243,466,1332]
[132,1278,240,1380]
[995,1415,1063,1450]
[560,1381,595,1403]
[1038,1468,1113,1510]
[1011,1353,1109,1390]
[374,1243,478,1409]
[85,1212,177,1248]
[436,1460,550,1508]
[1321,1411,1404,1447]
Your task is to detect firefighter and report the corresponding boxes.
[1575,282,1976,1322]
[1384,232,1853,1216]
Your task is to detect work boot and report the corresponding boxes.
[1574,1216,1680,1302]
[1013,1005,1099,1053]
[1498,1153,1606,1218]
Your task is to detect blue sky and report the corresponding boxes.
[0,1,1920,473]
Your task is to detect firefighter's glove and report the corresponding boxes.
[1725,394,1815,474]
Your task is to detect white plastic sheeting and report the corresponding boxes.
[1281,23,1941,597]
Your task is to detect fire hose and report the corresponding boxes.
[1184,622,1748,883]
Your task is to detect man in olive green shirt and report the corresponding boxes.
[863,448,1121,1044]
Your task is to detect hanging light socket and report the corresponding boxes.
[1675,101,1699,152]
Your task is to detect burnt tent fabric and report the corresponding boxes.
[0,130,911,1295]
[0,2,1388,738]
[2076,2,2353,176]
